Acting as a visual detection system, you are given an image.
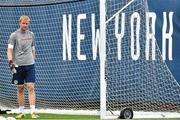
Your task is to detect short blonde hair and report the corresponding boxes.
[19,15,30,22]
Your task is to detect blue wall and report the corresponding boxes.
[148,0,180,83]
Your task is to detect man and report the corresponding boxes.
[7,15,38,119]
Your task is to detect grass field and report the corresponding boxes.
[0,113,100,119]
[0,113,180,120]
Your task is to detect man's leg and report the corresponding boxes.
[27,83,36,113]
[17,85,25,112]
[27,83,39,119]
[16,85,25,118]
[26,64,38,118]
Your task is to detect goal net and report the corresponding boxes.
[105,0,180,115]
[0,0,179,119]
[0,0,100,110]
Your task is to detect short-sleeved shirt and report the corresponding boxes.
[8,29,35,66]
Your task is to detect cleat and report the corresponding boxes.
[31,113,39,119]
[16,113,25,119]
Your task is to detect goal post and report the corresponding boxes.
[100,0,106,119]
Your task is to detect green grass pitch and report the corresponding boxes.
[0,113,180,120]
[0,113,100,119]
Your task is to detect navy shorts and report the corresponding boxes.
[12,64,35,85]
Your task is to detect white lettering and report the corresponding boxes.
[146,12,156,60]
[77,14,87,60]
[63,14,72,60]
[162,12,173,61]
[131,12,140,60]
[92,14,100,60]
[115,13,125,60]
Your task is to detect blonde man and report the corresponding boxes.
[7,15,38,119]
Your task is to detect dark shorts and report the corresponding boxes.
[12,64,35,85]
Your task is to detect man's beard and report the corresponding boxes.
[21,27,28,31]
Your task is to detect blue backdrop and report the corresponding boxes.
[148,0,180,83]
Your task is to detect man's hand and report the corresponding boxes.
[8,60,16,74]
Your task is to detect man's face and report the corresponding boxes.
[20,19,29,32]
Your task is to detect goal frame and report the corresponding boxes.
[100,0,106,119]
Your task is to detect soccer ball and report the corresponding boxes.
[6,117,16,120]
[0,116,6,120]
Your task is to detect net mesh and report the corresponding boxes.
[106,0,180,111]
[0,0,100,110]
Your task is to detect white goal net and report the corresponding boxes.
[105,0,180,112]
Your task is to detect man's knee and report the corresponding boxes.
[17,86,24,93]
[27,83,35,92]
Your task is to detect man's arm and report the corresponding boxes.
[7,48,17,74]
[32,32,36,60]
[7,48,13,62]
[8,33,16,62]
[32,49,36,60]
[7,33,17,74]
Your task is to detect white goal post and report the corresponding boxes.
[100,0,106,119]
